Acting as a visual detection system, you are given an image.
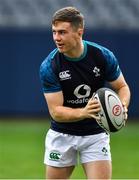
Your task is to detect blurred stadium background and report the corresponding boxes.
[0,0,139,179]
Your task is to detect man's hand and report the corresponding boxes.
[122,102,128,126]
[81,98,101,120]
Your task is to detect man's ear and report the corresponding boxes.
[78,28,84,37]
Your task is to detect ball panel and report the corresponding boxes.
[96,88,118,132]
[93,88,124,133]
[105,91,124,130]
[93,93,110,132]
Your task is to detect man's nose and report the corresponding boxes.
[54,33,61,41]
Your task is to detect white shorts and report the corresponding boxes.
[44,129,111,167]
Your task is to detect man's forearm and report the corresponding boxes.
[50,106,86,122]
[118,85,131,108]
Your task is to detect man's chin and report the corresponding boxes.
[58,48,65,53]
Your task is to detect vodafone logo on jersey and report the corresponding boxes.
[74,84,91,98]
[67,84,91,104]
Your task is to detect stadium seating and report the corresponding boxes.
[0,0,139,29]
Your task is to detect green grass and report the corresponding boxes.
[0,119,139,179]
[110,122,139,179]
[0,120,47,179]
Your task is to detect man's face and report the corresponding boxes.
[52,21,82,55]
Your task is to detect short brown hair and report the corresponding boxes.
[52,7,84,29]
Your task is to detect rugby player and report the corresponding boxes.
[40,7,130,179]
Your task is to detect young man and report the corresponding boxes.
[40,7,130,179]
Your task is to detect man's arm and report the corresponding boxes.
[109,73,131,121]
[109,73,131,108]
[44,91,100,122]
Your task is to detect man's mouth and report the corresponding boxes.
[56,43,64,48]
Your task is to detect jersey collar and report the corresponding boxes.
[64,40,87,61]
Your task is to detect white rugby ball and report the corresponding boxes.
[93,88,124,132]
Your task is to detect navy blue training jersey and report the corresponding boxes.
[40,40,121,136]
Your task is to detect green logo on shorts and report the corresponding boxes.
[102,147,108,155]
[49,151,61,161]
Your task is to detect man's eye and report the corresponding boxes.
[60,31,65,35]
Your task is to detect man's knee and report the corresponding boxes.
[46,165,75,179]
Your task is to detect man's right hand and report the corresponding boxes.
[81,98,101,120]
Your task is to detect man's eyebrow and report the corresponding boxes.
[52,29,67,32]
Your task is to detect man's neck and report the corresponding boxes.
[64,40,84,58]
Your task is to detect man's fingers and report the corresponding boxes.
[89,113,101,120]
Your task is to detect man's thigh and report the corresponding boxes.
[80,132,111,163]
[82,160,112,179]
[80,133,112,179]
[44,129,78,167]
[46,165,75,179]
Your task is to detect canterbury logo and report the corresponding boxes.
[49,152,61,161]
[59,70,71,80]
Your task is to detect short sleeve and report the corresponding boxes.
[39,55,61,93]
[103,49,121,81]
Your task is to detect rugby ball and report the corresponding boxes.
[93,88,124,132]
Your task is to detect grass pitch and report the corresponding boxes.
[0,119,139,179]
